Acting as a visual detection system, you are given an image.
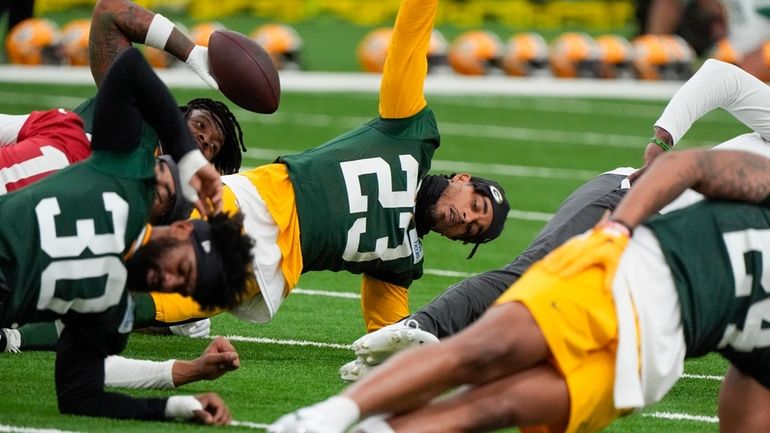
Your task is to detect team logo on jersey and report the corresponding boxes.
[489,185,504,204]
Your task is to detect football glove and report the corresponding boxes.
[539,220,630,289]
[169,318,211,338]
[185,45,219,89]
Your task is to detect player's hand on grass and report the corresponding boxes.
[196,336,241,381]
[193,392,231,425]
[539,215,630,289]
[185,45,219,90]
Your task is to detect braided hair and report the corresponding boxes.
[180,98,245,174]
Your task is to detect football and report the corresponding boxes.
[208,29,281,114]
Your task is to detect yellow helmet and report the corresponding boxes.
[710,38,742,64]
[501,32,549,77]
[357,27,392,73]
[428,29,449,72]
[60,18,91,66]
[6,18,63,65]
[448,30,503,75]
[549,32,600,78]
[660,34,695,79]
[595,34,634,79]
[251,23,303,70]
[631,34,673,80]
[190,21,225,47]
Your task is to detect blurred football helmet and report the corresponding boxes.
[6,18,64,65]
[501,32,549,77]
[710,38,742,64]
[251,23,302,70]
[357,27,449,73]
[60,18,90,66]
[357,27,392,73]
[595,34,634,79]
[661,34,695,79]
[190,21,225,47]
[631,34,672,80]
[428,29,449,73]
[448,30,504,75]
[550,32,601,78]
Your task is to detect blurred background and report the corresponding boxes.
[2,0,766,81]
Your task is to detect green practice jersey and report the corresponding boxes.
[0,134,156,354]
[278,108,439,288]
[646,200,770,386]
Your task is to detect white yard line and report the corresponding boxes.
[681,373,724,381]
[221,335,351,350]
[230,420,270,430]
[643,411,719,423]
[0,425,84,433]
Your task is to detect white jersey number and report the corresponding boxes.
[35,193,129,314]
[719,229,770,352]
[340,155,419,262]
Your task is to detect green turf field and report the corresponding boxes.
[0,81,750,432]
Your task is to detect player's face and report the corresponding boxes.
[147,239,197,296]
[428,173,492,241]
[186,109,225,162]
[150,161,175,223]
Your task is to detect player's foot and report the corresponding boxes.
[0,328,21,353]
[339,358,373,382]
[351,319,438,366]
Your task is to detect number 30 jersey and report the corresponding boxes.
[278,108,439,288]
[645,199,770,387]
[0,144,155,354]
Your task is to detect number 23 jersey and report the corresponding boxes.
[278,108,439,288]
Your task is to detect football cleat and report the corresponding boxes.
[190,21,225,47]
[595,34,634,79]
[549,32,601,78]
[6,17,64,65]
[501,32,549,77]
[339,358,373,382]
[251,23,303,70]
[351,319,439,366]
[448,30,504,75]
[60,18,90,66]
[0,328,21,353]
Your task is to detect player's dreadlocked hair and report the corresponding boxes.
[180,98,246,174]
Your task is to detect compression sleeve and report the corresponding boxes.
[55,326,167,420]
[378,0,435,119]
[361,275,409,332]
[655,59,770,144]
[104,356,175,389]
[90,47,196,161]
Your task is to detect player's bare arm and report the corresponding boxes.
[89,0,194,86]
[614,149,770,228]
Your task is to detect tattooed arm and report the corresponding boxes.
[612,149,770,228]
[89,0,195,87]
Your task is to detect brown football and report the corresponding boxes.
[208,30,281,114]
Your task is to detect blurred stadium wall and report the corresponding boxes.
[34,0,634,29]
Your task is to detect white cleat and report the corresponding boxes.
[351,320,439,366]
[0,328,21,353]
[339,358,373,382]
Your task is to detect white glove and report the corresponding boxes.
[185,45,219,90]
[269,397,360,433]
[169,319,211,338]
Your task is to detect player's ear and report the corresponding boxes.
[453,173,471,182]
[168,220,195,239]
